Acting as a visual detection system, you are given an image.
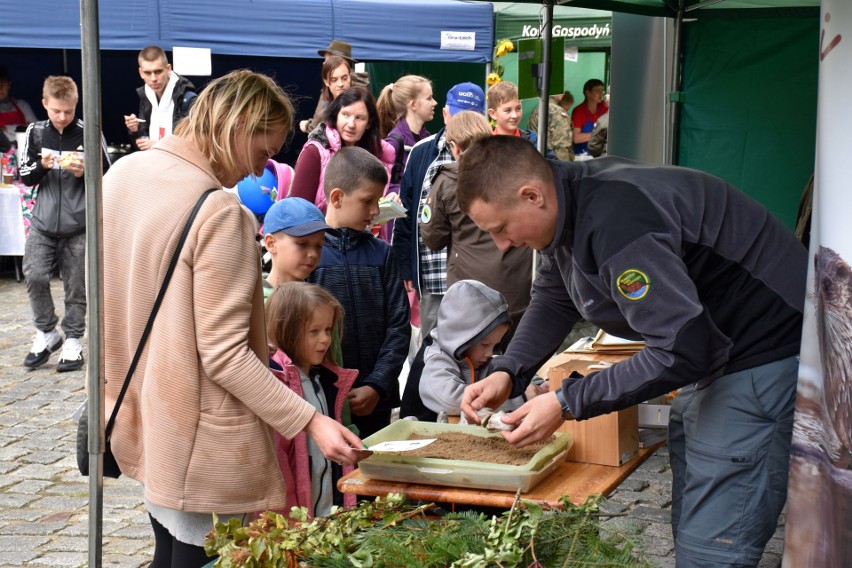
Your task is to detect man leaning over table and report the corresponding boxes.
[457,135,806,568]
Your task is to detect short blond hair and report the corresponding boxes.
[42,76,78,102]
[445,111,491,153]
[487,81,519,110]
[175,69,294,186]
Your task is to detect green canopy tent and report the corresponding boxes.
[493,2,611,48]
[566,0,817,19]
[494,0,818,229]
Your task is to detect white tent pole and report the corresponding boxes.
[80,0,106,565]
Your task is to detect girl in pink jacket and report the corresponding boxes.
[265,282,359,518]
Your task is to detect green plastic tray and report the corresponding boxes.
[359,421,572,493]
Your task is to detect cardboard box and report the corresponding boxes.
[548,358,639,466]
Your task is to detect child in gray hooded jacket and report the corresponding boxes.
[419,280,546,418]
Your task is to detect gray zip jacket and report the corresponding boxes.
[492,157,806,420]
[420,280,523,415]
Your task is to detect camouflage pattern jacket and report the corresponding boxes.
[527,100,574,161]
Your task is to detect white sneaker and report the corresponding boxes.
[24,329,63,368]
[57,337,84,372]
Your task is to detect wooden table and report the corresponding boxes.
[338,441,663,509]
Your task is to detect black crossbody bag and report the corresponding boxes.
[76,188,217,477]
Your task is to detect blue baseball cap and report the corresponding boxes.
[263,197,331,237]
[446,82,486,115]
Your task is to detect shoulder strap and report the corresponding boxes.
[180,90,198,113]
[387,133,405,185]
[105,188,217,439]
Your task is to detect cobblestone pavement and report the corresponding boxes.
[0,273,784,567]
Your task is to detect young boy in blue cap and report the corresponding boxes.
[262,197,333,299]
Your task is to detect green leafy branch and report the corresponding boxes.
[204,493,651,568]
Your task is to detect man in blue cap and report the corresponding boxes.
[392,81,486,340]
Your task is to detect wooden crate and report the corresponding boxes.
[547,355,639,466]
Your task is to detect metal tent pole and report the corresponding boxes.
[532,0,556,278]
[536,0,554,157]
[80,0,106,565]
[667,0,685,165]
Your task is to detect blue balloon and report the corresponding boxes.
[236,166,278,214]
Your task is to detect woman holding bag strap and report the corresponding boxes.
[102,70,366,568]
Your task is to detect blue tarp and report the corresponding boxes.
[3,0,494,63]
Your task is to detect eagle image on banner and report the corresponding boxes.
[783,2,852,566]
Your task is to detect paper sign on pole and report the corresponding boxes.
[564,45,579,63]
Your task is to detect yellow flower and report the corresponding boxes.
[495,39,515,58]
[486,73,502,86]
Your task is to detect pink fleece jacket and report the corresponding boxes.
[270,349,359,518]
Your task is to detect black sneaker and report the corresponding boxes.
[57,337,84,372]
[24,329,63,368]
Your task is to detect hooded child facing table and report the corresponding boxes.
[419,279,544,418]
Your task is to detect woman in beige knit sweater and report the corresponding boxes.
[102,70,365,567]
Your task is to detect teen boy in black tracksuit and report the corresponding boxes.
[457,135,806,568]
[20,76,109,372]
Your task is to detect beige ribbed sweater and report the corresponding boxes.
[102,136,315,514]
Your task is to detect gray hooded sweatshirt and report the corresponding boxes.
[419,280,522,416]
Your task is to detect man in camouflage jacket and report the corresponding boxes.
[527,92,574,162]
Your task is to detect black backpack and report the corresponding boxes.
[180,90,198,114]
[399,335,438,422]
[386,133,408,186]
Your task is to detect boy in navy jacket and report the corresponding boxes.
[308,147,410,438]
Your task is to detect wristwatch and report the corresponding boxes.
[553,388,574,421]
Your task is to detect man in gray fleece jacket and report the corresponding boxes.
[455,135,806,568]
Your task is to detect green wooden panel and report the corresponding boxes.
[500,51,607,129]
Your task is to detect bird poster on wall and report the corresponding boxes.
[784,2,852,566]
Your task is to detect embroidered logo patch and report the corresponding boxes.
[420,204,432,224]
[617,269,650,300]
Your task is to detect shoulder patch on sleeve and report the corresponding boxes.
[616,268,650,300]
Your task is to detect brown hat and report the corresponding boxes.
[318,39,357,64]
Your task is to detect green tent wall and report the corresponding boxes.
[678,17,818,229]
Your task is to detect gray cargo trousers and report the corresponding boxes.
[669,355,799,567]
